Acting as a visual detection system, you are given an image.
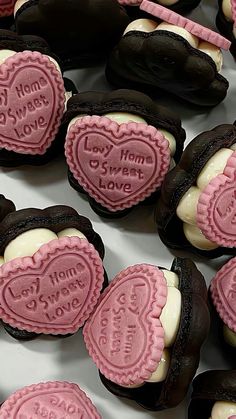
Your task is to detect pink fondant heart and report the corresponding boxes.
[83,264,167,386]
[140,0,231,50]
[0,237,104,335]
[0,381,101,419]
[0,51,65,155]
[211,257,236,333]
[197,152,236,247]
[65,115,170,212]
[0,0,15,16]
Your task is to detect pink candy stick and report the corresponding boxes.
[140,0,231,50]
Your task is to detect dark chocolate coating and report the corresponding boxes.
[0,31,77,167]
[0,204,106,340]
[124,0,201,19]
[0,195,15,223]
[64,89,186,218]
[188,370,236,419]
[106,31,228,106]
[0,15,14,30]
[15,0,130,70]
[216,0,236,59]
[156,124,236,258]
[100,257,210,411]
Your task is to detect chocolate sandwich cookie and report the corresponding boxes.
[216,0,236,58]
[118,0,202,19]
[188,370,236,419]
[14,0,130,70]
[106,1,230,107]
[0,30,77,167]
[156,124,236,258]
[64,89,185,218]
[83,258,209,411]
[0,381,101,418]
[0,1,16,29]
[0,196,107,340]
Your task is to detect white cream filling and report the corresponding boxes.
[122,269,181,387]
[14,0,29,16]
[177,145,236,250]
[223,324,236,347]
[67,112,176,162]
[210,401,236,419]
[222,0,234,22]
[123,20,222,71]
[2,227,86,264]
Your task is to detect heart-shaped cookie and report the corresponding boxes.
[65,116,170,212]
[0,0,15,16]
[0,381,101,419]
[83,264,167,386]
[197,151,236,247]
[0,51,65,155]
[211,257,236,333]
[0,236,104,335]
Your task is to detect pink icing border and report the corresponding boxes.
[196,152,236,248]
[0,0,16,17]
[65,115,170,212]
[0,51,65,155]
[140,0,231,50]
[83,264,167,386]
[0,381,101,418]
[211,256,236,333]
[118,0,142,4]
[0,237,104,335]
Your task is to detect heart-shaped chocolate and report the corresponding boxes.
[0,236,104,335]
[65,116,170,211]
[0,51,65,155]
[197,151,236,247]
[0,0,15,16]
[211,256,236,333]
[0,381,101,418]
[83,264,167,386]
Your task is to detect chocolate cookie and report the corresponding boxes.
[83,257,209,411]
[63,89,185,218]
[106,2,230,106]
[0,197,107,340]
[156,124,236,258]
[0,30,77,167]
[14,0,130,70]
[188,370,236,419]
[0,381,101,418]
[119,0,202,19]
[216,0,236,58]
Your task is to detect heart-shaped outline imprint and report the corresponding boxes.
[0,51,65,155]
[0,381,101,419]
[0,0,15,16]
[0,236,104,335]
[83,264,167,386]
[211,256,236,333]
[197,151,236,247]
[65,115,170,212]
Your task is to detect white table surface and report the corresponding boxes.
[0,0,235,417]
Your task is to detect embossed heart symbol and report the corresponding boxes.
[197,152,236,247]
[0,0,16,16]
[211,257,236,333]
[65,116,170,212]
[0,237,104,335]
[0,381,101,418]
[83,264,167,386]
[0,51,65,155]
